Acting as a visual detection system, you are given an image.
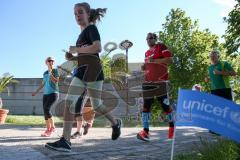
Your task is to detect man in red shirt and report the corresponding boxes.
[137,32,174,141]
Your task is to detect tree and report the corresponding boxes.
[158,8,221,99]
[100,55,111,80]
[0,73,18,109]
[223,0,240,55]
[101,53,126,87]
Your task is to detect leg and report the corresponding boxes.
[142,98,153,133]
[137,83,155,141]
[87,81,121,140]
[70,116,84,139]
[157,94,174,138]
[62,77,86,142]
[71,89,87,139]
[209,88,231,136]
[224,88,233,101]
[217,88,233,101]
[42,95,49,129]
[84,109,95,126]
[76,116,84,132]
[87,81,117,125]
[210,89,232,100]
[74,90,87,133]
[157,95,174,126]
[141,83,156,133]
[47,93,59,130]
[42,93,58,136]
[82,102,95,135]
[49,118,55,129]
[43,95,53,130]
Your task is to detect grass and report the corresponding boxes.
[174,137,240,160]
[5,115,168,127]
[5,115,63,126]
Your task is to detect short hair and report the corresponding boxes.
[147,32,157,39]
[45,56,55,64]
[210,50,220,56]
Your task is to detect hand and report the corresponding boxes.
[48,69,52,75]
[204,77,209,83]
[32,92,37,96]
[213,69,222,75]
[230,72,237,76]
[65,52,73,60]
[69,46,78,54]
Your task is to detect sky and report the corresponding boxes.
[0,0,237,78]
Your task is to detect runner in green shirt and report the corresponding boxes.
[205,51,236,100]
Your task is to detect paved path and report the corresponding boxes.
[0,125,216,160]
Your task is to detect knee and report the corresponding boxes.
[63,100,76,121]
[44,109,52,120]
[64,99,76,114]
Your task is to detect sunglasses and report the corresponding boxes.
[48,60,54,62]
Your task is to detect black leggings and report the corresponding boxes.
[143,95,171,113]
[43,93,58,120]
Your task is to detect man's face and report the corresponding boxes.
[209,53,219,64]
[146,34,157,47]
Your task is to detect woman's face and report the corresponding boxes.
[74,6,89,26]
[46,60,54,67]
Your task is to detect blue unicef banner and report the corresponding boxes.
[176,89,240,143]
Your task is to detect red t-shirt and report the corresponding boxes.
[144,43,172,82]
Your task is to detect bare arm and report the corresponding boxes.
[65,52,79,61]
[69,41,102,55]
[214,69,237,76]
[32,80,44,96]
[221,70,237,76]
[49,73,59,83]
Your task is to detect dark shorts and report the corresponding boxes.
[43,93,59,120]
[142,82,171,113]
[211,88,233,101]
